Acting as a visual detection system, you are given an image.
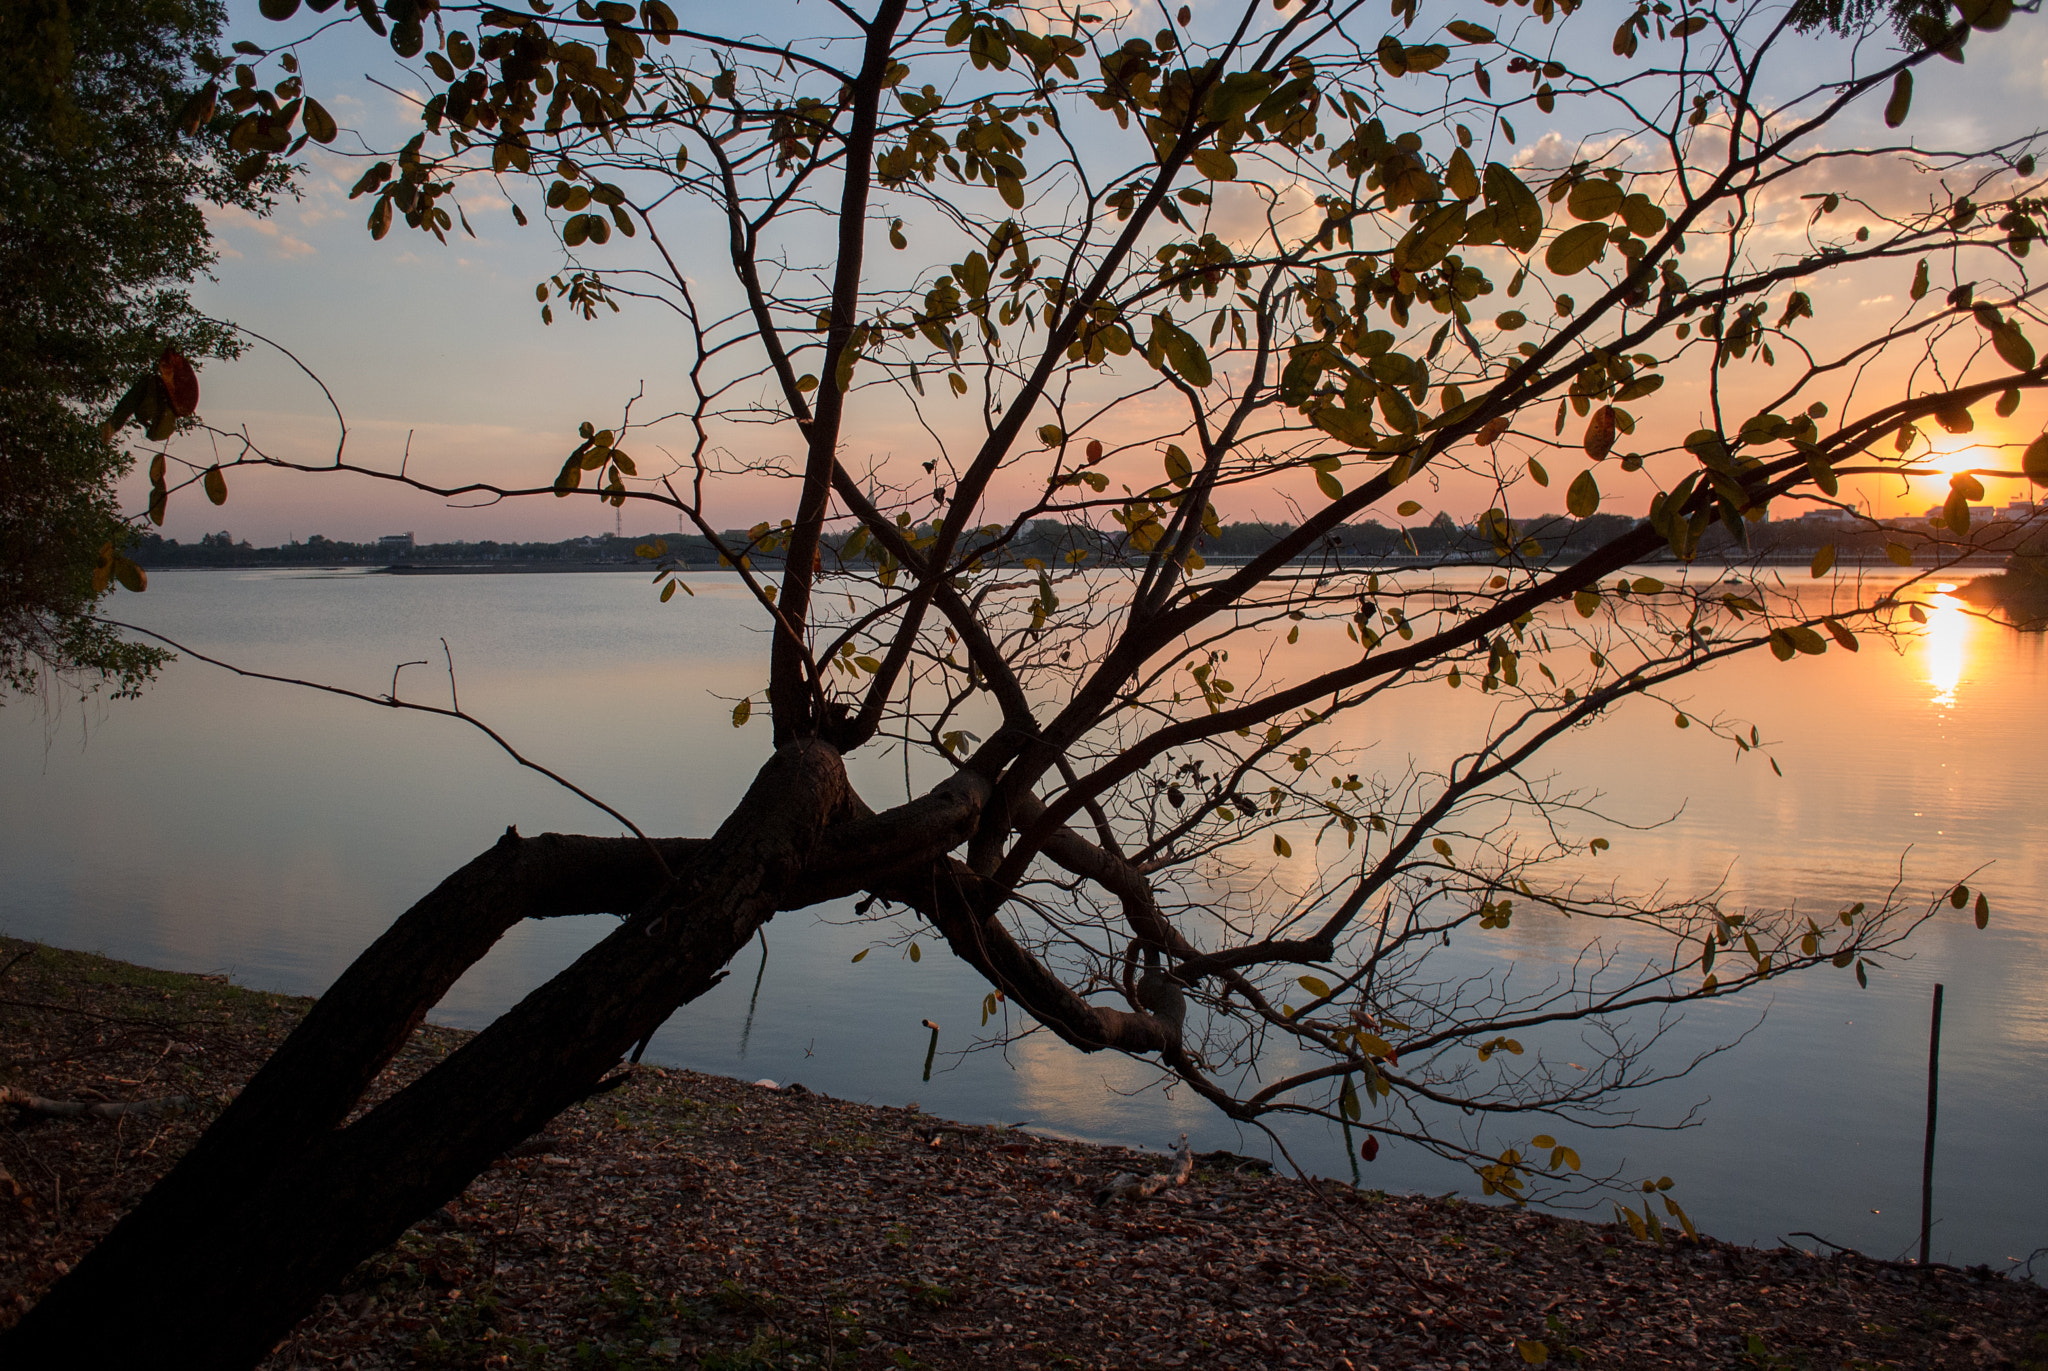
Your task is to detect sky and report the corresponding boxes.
[138,0,2048,547]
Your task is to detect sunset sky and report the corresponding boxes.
[140,1,2048,547]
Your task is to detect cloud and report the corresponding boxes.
[1011,0,1136,33]
[250,221,317,258]
[209,205,318,258]
[1204,178,1316,251]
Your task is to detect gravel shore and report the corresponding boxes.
[4,937,2042,1369]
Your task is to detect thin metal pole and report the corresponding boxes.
[1919,982,1944,1267]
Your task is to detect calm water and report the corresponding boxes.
[2,569,2041,1273]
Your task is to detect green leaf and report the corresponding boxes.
[1394,202,1467,271]
[732,697,752,727]
[1992,323,2035,371]
[1190,146,1237,180]
[1164,445,1193,487]
[1298,975,1331,998]
[1806,449,1840,496]
[1811,544,1836,578]
[1273,834,1292,858]
[1446,147,1480,201]
[1158,319,1213,387]
[1377,385,1419,434]
[1484,163,1543,252]
[1527,457,1549,487]
[1518,1339,1550,1364]
[1884,69,1912,128]
[851,948,869,962]
[1566,468,1600,517]
[203,466,228,506]
[301,98,337,143]
[1545,222,1610,276]
[2025,434,2048,486]
[908,942,921,962]
[1619,193,1666,238]
[1975,892,1990,928]
[1313,402,1377,447]
[1785,625,1828,655]
[1566,178,1623,222]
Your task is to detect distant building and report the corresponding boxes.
[377,532,415,553]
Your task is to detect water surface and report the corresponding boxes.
[2,569,2040,1272]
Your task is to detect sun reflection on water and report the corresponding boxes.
[1922,584,1970,708]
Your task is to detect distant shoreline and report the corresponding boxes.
[136,552,2015,576]
[381,561,693,575]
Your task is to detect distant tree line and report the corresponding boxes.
[133,506,2031,573]
[131,530,691,567]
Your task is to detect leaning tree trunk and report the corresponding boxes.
[0,741,872,1367]
[0,742,1170,1368]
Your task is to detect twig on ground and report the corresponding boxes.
[2,1087,196,1121]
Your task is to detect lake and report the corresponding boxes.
[2,567,2041,1274]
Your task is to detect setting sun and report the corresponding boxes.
[1920,436,1987,480]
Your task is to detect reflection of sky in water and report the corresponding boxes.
[2,568,2043,1271]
